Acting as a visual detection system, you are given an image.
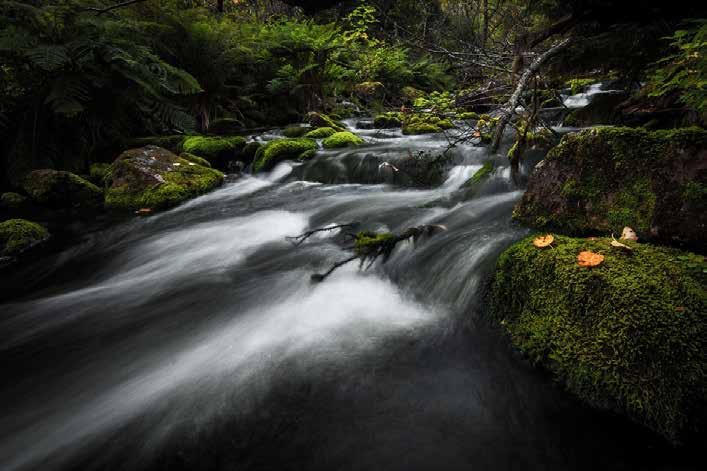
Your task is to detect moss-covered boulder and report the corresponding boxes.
[22,169,103,210]
[181,135,246,169]
[373,112,403,128]
[307,112,345,132]
[304,127,337,138]
[242,141,261,164]
[402,123,442,135]
[490,234,706,443]
[514,127,707,246]
[0,218,50,257]
[0,192,29,211]
[105,146,224,211]
[283,126,310,138]
[179,152,212,168]
[253,138,317,172]
[88,163,112,185]
[322,131,364,149]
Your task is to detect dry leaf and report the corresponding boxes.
[621,227,638,241]
[610,234,633,251]
[533,234,554,248]
[578,251,604,267]
[136,208,152,215]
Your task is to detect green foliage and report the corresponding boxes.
[0,218,49,256]
[322,131,364,148]
[647,21,707,112]
[342,3,379,45]
[253,138,317,172]
[88,163,111,185]
[491,234,706,443]
[565,78,596,94]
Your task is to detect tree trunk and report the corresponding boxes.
[217,0,224,13]
[490,38,570,153]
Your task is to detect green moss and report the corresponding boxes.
[89,163,112,185]
[354,231,394,256]
[253,138,317,172]
[682,181,707,207]
[105,153,224,211]
[304,127,336,138]
[179,152,212,168]
[307,112,346,132]
[464,162,494,188]
[128,135,185,153]
[181,135,246,166]
[437,119,455,129]
[515,127,707,241]
[490,234,706,443]
[566,78,596,95]
[456,111,479,120]
[322,131,364,149]
[22,169,103,210]
[402,123,443,135]
[0,192,28,209]
[283,126,310,138]
[298,149,317,160]
[373,112,403,128]
[0,218,49,256]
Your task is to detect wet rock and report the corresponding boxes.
[490,234,706,444]
[514,127,707,247]
[307,112,345,132]
[0,218,50,258]
[563,91,628,126]
[22,169,103,210]
[105,146,224,211]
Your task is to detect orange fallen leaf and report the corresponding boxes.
[136,208,152,215]
[578,251,604,267]
[533,234,554,248]
[675,307,685,312]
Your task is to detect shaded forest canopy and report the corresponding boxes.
[0,0,704,188]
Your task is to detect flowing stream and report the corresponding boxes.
[0,122,694,470]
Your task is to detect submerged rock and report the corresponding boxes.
[322,131,364,149]
[490,234,706,443]
[514,127,707,247]
[252,138,317,172]
[181,135,247,169]
[105,146,224,211]
[0,218,50,257]
[22,169,103,210]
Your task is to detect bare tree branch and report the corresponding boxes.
[82,0,148,15]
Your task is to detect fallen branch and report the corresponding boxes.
[82,0,147,15]
[490,38,571,153]
[285,223,358,246]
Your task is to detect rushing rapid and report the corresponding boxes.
[0,122,691,471]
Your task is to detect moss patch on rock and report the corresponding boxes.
[179,152,212,168]
[304,127,337,138]
[89,163,112,185]
[0,218,49,256]
[490,234,706,443]
[181,135,246,169]
[307,112,345,132]
[253,138,317,172]
[22,169,103,210]
[514,127,707,246]
[403,122,442,135]
[322,131,364,149]
[283,126,310,138]
[105,146,224,211]
[0,192,29,210]
[354,231,394,256]
[373,112,403,128]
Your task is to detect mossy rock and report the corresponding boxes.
[401,86,425,102]
[0,218,50,256]
[373,112,403,128]
[242,141,261,164]
[0,192,29,211]
[463,162,494,194]
[181,135,246,169]
[490,234,706,443]
[322,131,364,149]
[298,149,317,160]
[128,135,185,154]
[179,152,211,168]
[456,111,479,120]
[307,112,345,132]
[22,169,103,210]
[105,146,224,211]
[515,127,707,247]
[253,138,317,172]
[283,126,310,138]
[208,118,242,135]
[304,127,337,138]
[402,123,443,135]
[89,163,112,185]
